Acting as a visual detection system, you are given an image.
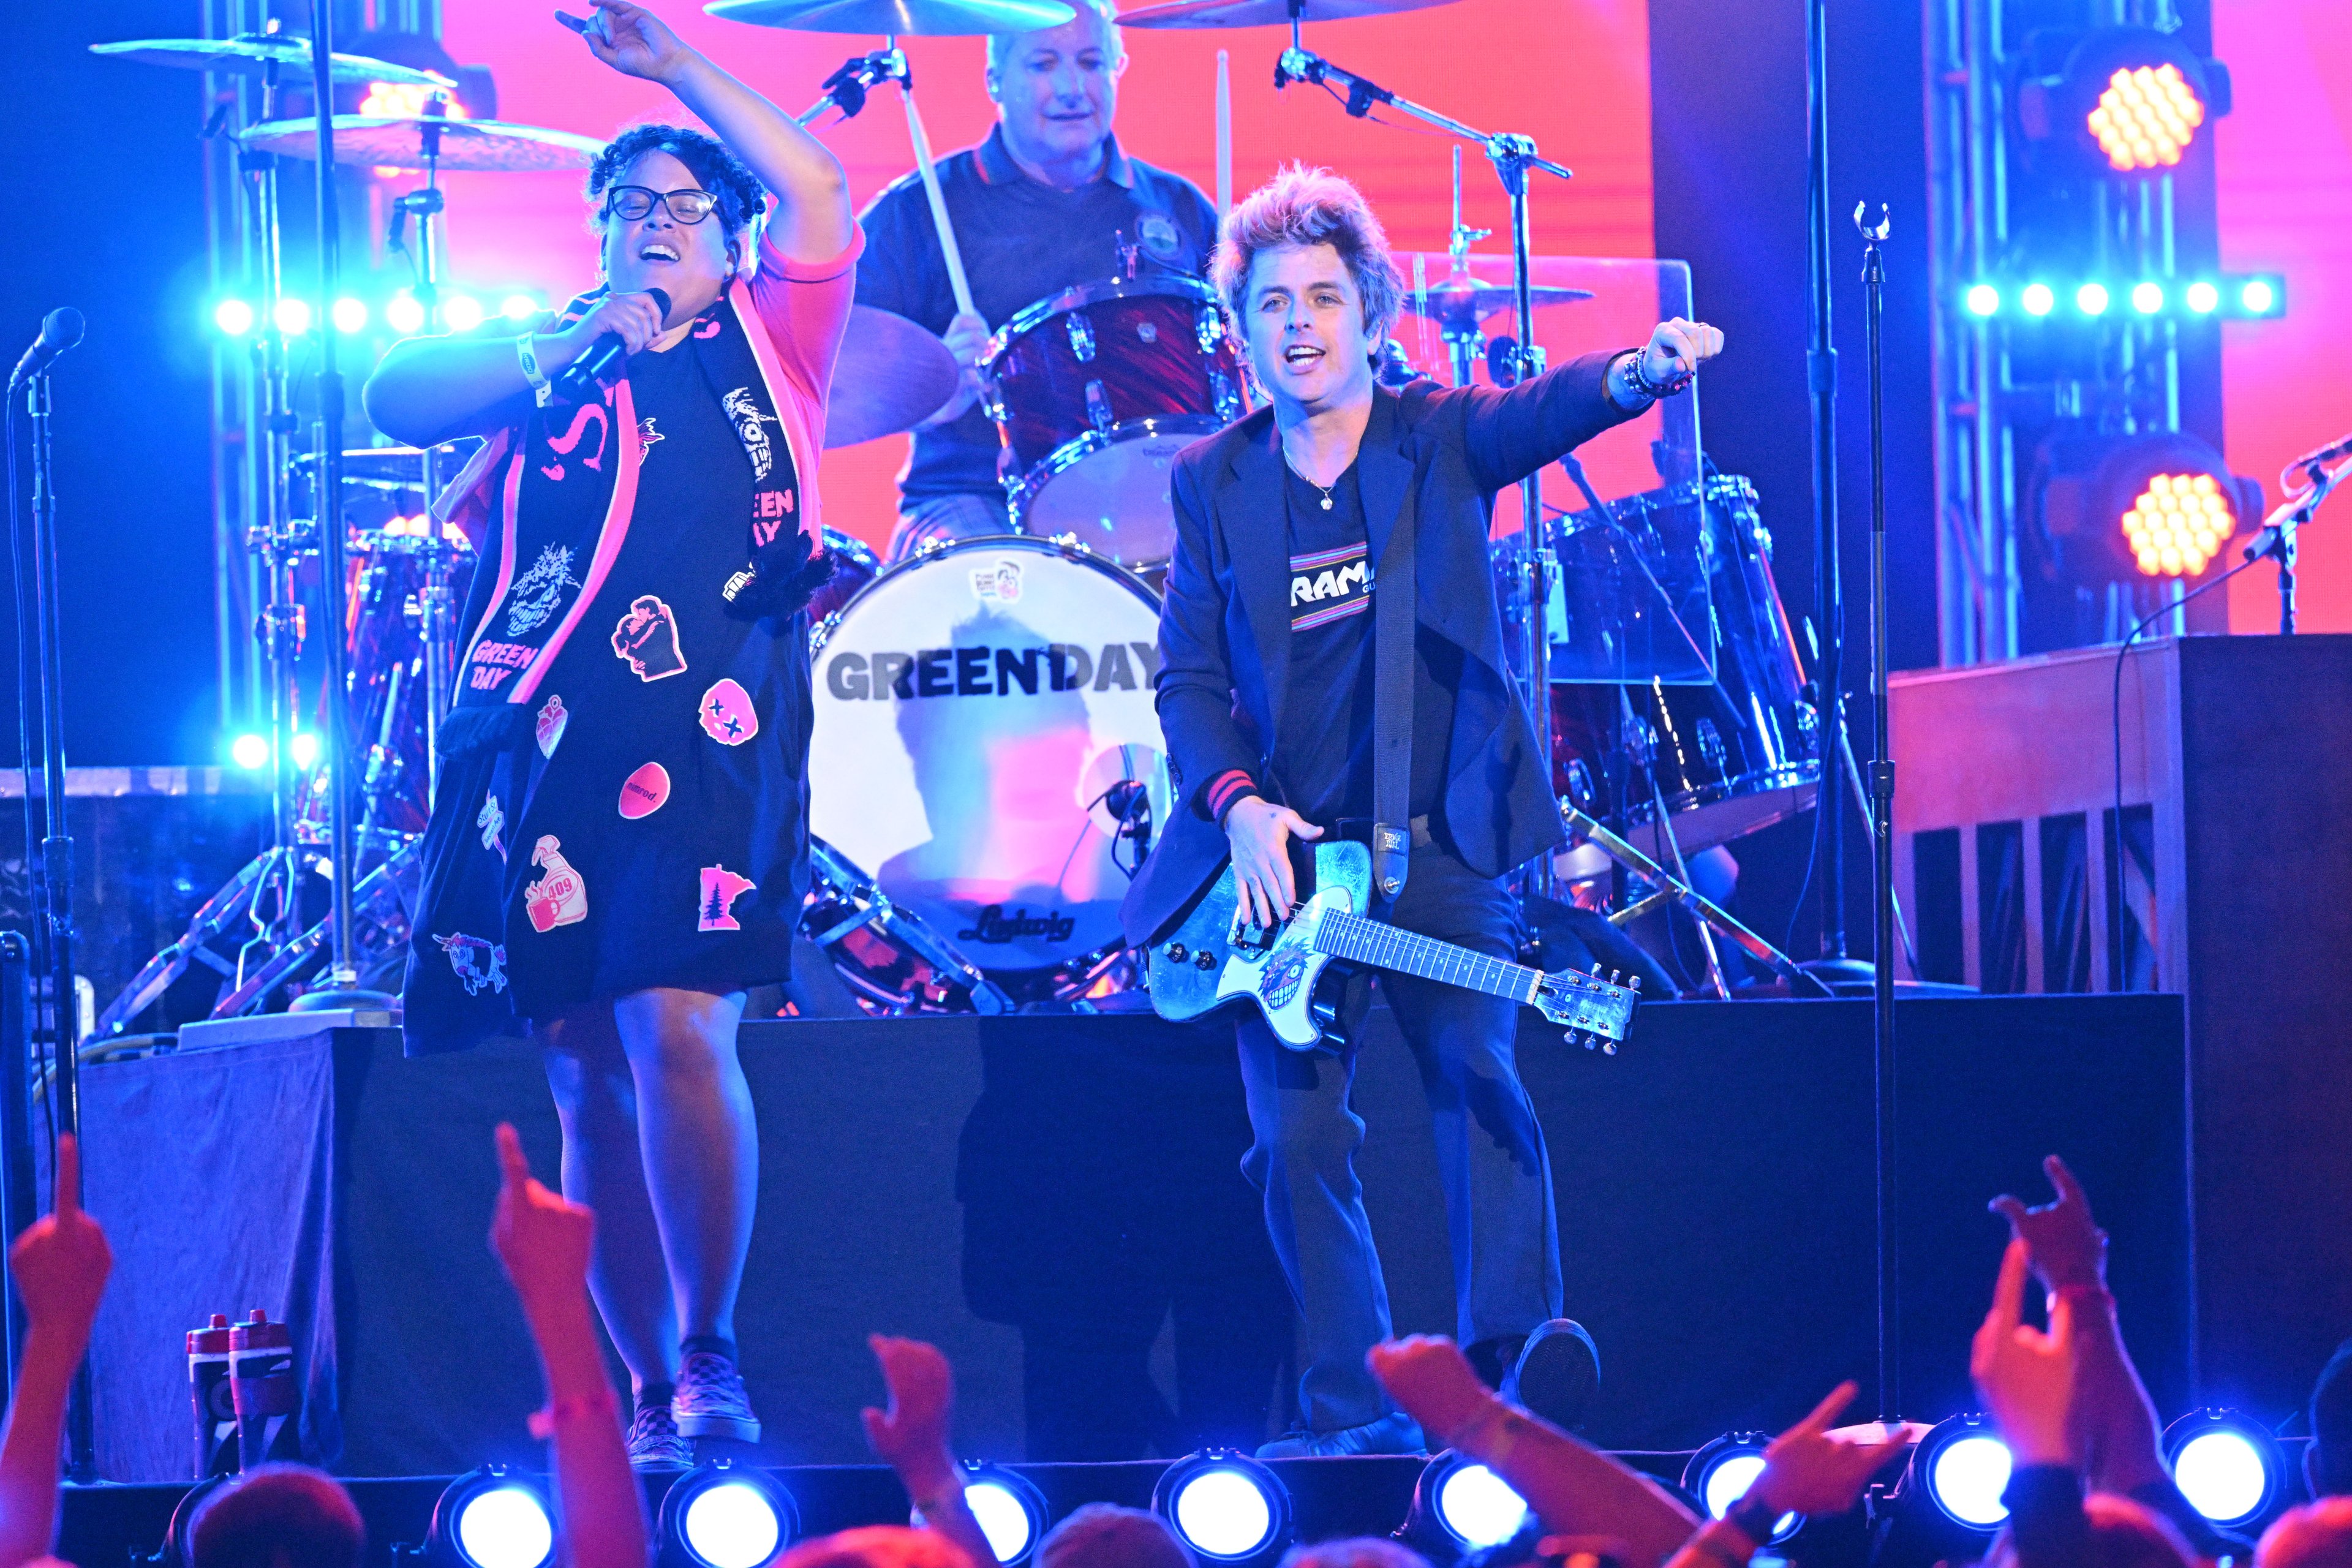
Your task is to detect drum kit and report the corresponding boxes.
[89,0,1825,1033]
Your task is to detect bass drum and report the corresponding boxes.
[807,537,1173,974]
[1551,473,1819,857]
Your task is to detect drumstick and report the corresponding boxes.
[1216,50,1233,219]
[899,83,977,322]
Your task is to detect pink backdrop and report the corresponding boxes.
[2214,0,2352,633]
[432,0,1657,553]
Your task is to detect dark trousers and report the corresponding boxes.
[1236,849,1564,1432]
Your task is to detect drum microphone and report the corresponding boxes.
[548,288,669,404]
[10,307,86,389]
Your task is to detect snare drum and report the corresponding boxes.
[983,276,1245,570]
[808,537,1172,973]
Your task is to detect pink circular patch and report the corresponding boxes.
[618,761,671,820]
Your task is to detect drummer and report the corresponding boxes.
[855,0,1221,562]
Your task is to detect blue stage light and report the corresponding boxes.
[661,1461,798,1568]
[431,1470,556,1568]
[230,733,270,771]
[213,300,256,337]
[1153,1453,1290,1564]
[2239,279,2276,315]
[2022,283,2056,317]
[2076,282,2111,316]
[443,294,485,332]
[1433,1460,1529,1549]
[273,298,313,337]
[1966,284,2000,317]
[333,298,370,334]
[2132,281,2165,314]
[1682,1437,1799,1544]
[2185,280,2220,314]
[1909,1418,2013,1529]
[387,293,429,335]
[956,1468,1049,1566]
[2163,1411,2283,1529]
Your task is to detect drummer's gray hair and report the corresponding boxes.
[986,0,1125,73]
[1213,164,1404,342]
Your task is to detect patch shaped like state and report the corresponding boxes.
[697,865,758,932]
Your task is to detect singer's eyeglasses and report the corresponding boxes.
[602,186,721,224]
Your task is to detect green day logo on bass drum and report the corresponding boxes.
[1260,946,1311,1009]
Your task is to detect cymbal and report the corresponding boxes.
[1121,0,1458,28]
[295,443,480,491]
[825,307,961,449]
[705,0,1076,34]
[238,116,605,173]
[1403,276,1596,330]
[90,36,453,88]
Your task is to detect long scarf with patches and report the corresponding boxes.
[432,279,834,757]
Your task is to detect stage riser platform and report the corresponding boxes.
[73,997,2188,1481]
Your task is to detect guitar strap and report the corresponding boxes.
[1370,454,1418,902]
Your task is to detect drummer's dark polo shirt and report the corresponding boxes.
[854,124,1221,504]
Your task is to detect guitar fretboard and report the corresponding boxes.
[1312,910,1540,1004]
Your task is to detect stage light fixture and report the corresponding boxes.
[2035,428,2259,586]
[2021,283,2055,317]
[386,293,429,335]
[2076,282,2110,316]
[2131,281,2164,314]
[660,1460,797,1568]
[430,1469,557,1568]
[2185,280,2220,314]
[1407,1452,1532,1552]
[1907,1417,2013,1530]
[1966,284,2000,318]
[290,732,320,771]
[2163,1411,2285,1531]
[333,298,370,334]
[273,298,312,337]
[911,1465,1047,1566]
[1153,1452,1291,1565]
[1682,1438,1800,1545]
[214,299,256,337]
[443,294,486,333]
[2239,278,2275,315]
[2019,28,2227,178]
[500,294,541,322]
[230,733,270,771]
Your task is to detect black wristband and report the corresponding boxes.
[1728,1492,1784,1546]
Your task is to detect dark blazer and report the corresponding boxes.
[1120,352,1641,946]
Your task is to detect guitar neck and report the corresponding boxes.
[1313,910,1540,1005]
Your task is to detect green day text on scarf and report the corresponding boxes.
[429,280,832,759]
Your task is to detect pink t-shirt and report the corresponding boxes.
[742,224,864,545]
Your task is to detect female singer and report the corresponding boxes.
[364,0,858,1466]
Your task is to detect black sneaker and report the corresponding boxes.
[1503,1319,1600,1432]
[673,1349,761,1443]
[627,1402,693,1469]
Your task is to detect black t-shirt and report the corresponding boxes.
[1270,458,1460,829]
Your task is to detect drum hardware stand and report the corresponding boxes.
[1858,200,1899,1423]
[285,8,387,1012]
[1566,807,1817,995]
[795,45,909,128]
[383,94,461,801]
[10,322,100,1481]
[1272,31,1571,899]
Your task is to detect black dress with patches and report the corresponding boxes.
[406,330,810,1047]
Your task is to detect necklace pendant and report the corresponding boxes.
[1320,495,1333,510]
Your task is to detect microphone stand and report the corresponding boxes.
[1857,202,1900,1423]
[13,354,97,1478]
[1272,19,1573,898]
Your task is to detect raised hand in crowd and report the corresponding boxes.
[1972,1238,2078,1469]
[489,1125,646,1568]
[1368,1336,1696,1568]
[863,1336,1001,1568]
[0,1135,112,1568]
[1743,1382,1906,1518]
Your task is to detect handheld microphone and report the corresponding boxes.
[10,307,86,388]
[547,288,669,404]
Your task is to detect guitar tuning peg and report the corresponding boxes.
[1608,969,1621,985]
[1630,974,1643,990]
[1589,962,1602,976]
[1602,1041,1618,1055]
[1563,1030,1577,1047]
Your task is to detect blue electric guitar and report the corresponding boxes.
[1146,841,1642,1051]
